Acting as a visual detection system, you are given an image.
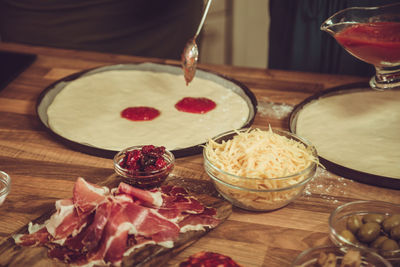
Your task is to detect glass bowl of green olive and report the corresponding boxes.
[329,200,400,263]
[291,245,392,267]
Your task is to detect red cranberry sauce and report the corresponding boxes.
[120,145,167,172]
[121,107,160,121]
[175,97,216,114]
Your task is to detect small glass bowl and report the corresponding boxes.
[291,245,392,267]
[203,128,318,211]
[329,200,400,261]
[113,146,175,189]
[0,171,11,206]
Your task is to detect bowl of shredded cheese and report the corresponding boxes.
[203,127,318,211]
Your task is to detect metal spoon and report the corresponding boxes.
[181,0,212,85]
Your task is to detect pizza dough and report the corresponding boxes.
[295,89,400,179]
[47,70,250,151]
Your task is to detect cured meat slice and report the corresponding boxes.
[124,202,180,244]
[161,194,204,214]
[88,203,130,266]
[179,207,220,232]
[47,244,87,263]
[14,178,221,267]
[125,235,153,253]
[46,198,89,243]
[161,184,189,196]
[13,227,50,247]
[15,198,93,248]
[62,201,112,252]
[81,201,112,251]
[116,182,162,207]
[179,251,241,267]
[73,177,109,215]
[158,186,204,220]
[88,200,180,266]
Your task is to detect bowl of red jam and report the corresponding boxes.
[113,145,175,189]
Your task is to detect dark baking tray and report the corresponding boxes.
[289,82,400,190]
[37,62,257,159]
[0,51,36,91]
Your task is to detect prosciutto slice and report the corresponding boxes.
[87,202,129,266]
[124,202,180,243]
[46,198,91,243]
[14,198,92,247]
[73,177,109,215]
[160,185,204,214]
[116,182,162,207]
[14,227,50,247]
[14,178,220,267]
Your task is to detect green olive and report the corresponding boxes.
[363,213,385,224]
[347,215,363,234]
[390,225,400,240]
[371,235,388,249]
[380,239,400,251]
[357,222,381,243]
[383,214,400,233]
[340,229,357,244]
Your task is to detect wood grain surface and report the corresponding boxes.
[0,42,399,267]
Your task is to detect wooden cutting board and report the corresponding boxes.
[0,174,232,267]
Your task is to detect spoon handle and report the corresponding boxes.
[194,0,213,38]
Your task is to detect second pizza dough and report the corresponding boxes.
[296,89,400,179]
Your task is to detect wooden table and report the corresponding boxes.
[0,42,399,267]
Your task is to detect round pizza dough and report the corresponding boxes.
[295,89,400,179]
[47,70,250,151]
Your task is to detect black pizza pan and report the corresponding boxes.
[289,82,400,190]
[36,62,257,159]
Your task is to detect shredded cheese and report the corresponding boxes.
[204,127,318,210]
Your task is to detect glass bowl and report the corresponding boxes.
[203,128,318,211]
[329,200,400,262]
[291,245,392,267]
[113,145,175,189]
[0,171,11,205]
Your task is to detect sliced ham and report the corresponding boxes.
[14,178,220,267]
[15,198,93,247]
[161,194,204,214]
[47,243,87,264]
[124,202,180,244]
[179,207,220,233]
[46,198,90,243]
[88,203,130,266]
[81,201,112,251]
[116,182,162,207]
[62,201,112,253]
[161,185,204,213]
[160,184,189,196]
[157,186,204,221]
[73,177,109,215]
[91,201,181,265]
[13,227,50,247]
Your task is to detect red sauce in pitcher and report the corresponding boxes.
[334,22,400,66]
[175,97,216,114]
[121,107,160,121]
